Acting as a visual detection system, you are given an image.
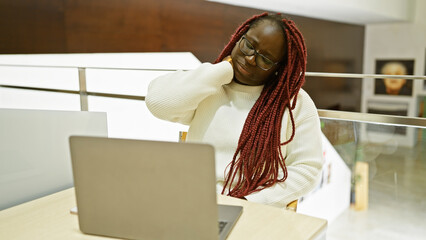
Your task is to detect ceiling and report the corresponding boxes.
[208,0,416,25]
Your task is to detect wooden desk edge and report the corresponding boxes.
[0,188,327,240]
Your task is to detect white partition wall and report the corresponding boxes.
[0,109,108,210]
[297,133,352,224]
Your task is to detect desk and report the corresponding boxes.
[0,188,327,240]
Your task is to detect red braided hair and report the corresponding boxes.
[214,13,307,198]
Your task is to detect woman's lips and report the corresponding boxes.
[236,62,251,77]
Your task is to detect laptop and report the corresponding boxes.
[69,136,242,240]
[0,108,107,210]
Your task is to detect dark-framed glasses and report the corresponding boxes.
[239,35,280,71]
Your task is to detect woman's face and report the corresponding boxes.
[230,20,286,86]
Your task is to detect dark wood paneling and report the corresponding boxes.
[0,0,364,111]
[0,0,261,61]
[63,0,163,53]
[62,0,260,62]
[0,0,66,53]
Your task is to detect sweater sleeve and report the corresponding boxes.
[145,62,233,125]
[245,93,324,208]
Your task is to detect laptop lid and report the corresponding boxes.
[0,108,107,210]
[70,136,233,240]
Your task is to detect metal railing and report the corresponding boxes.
[1,64,426,128]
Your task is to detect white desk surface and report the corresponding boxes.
[0,188,327,240]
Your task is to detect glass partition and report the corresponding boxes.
[85,69,169,96]
[318,118,425,240]
[0,66,79,90]
[0,87,81,111]
[88,95,188,141]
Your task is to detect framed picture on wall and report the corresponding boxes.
[374,59,414,96]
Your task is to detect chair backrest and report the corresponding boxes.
[179,131,187,142]
[285,200,298,212]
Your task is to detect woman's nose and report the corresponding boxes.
[245,55,256,66]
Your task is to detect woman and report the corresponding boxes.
[146,13,323,208]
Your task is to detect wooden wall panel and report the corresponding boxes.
[62,0,260,62]
[63,0,163,53]
[0,0,364,111]
[0,0,66,53]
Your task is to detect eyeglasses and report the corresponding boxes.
[239,35,280,71]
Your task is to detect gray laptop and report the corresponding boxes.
[69,136,242,240]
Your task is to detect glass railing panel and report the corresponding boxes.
[87,96,188,142]
[85,69,169,96]
[318,118,426,240]
[0,87,80,111]
[0,66,79,91]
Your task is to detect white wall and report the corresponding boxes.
[362,0,426,111]
[0,109,108,210]
[361,0,426,146]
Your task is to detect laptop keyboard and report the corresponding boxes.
[218,221,228,234]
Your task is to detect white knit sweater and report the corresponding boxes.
[146,61,323,208]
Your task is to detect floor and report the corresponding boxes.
[326,138,426,240]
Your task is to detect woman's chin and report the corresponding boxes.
[234,77,249,86]
[234,72,259,86]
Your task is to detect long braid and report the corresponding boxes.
[216,13,307,198]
